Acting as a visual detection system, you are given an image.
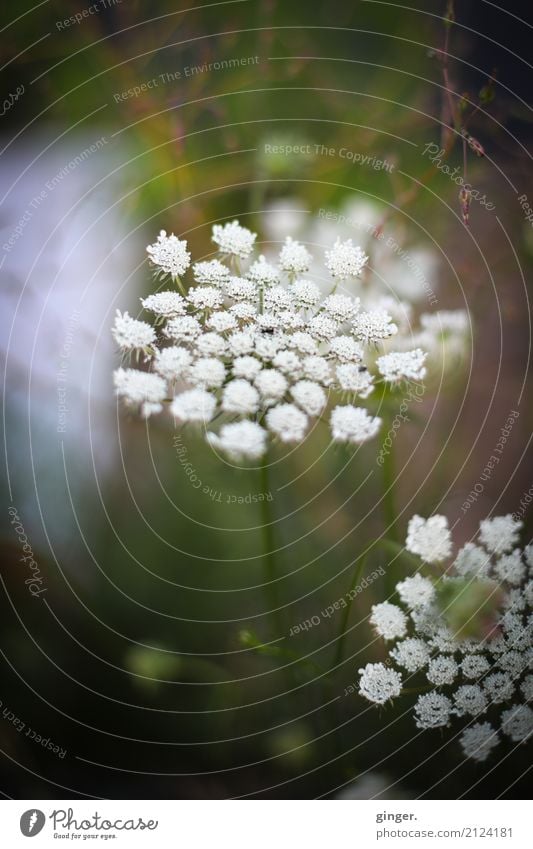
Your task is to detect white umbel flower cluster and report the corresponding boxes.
[358,663,403,704]
[358,514,533,761]
[146,230,191,280]
[406,514,453,563]
[325,238,368,279]
[112,310,156,355]
[370,602,407,641]
[113,221,431,457]
[279,236,312,276]
[212,220,257,259]
[113,368,166,419]
[377,349,427,383]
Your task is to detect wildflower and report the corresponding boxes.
[255,369,288,405]
[170,388,216,423]
[302,355,332,385]
[461,654,490,679]
[187,286,224,311]
[141,402,163,419]
[264,285,294,313]
[322,293,360,323]
[146,230,191,279]
[225,277,257,301]
[420,310,469,336]
[114,220,435,459]
[396,574,435,609]
[195,332,228,358]
[406,514,452,563]
[256,312,281,332]
[291,380,327,416]
[230,302,257,322]
[376,349,427,383]
[207,420,267,461]
[192,259,231,287]
[273,350,303,378]
[308,314,339,341]
[247,255,280,288]
[494,551,526,586]
[358,663,403,705]
[483,672,515,704]
[112,310,156,354]
[207,310,238,333]
[497,650,527,679]
[330,406,382,445]
[279,237,312,275]
[227,330,256,357]
[459,723,499,762]
[141,292,186,317]
[370,602,407,641]
[153,346,192,380]
[188,357,226,389]
[352,309,398,344]
[212,220,256,258]
[325,238,368,279]
[413,693,452,728]
[255,334,286,361]
[329,336,364,363]
[453,543,491,578]
[165,315,202,343]
[114,368,166,409]
[266,403,308,443]
[479,515,523,555]
[222,380,260,415]
[362,513,533,760]
[291,279,321,308]
[233,356,263,380]
[520,674,533,701]
[336,364,374,398]
[390,638,430,672]
[500,705,533,743]
[288,332,318,355]
[410,309,470,367]
[427,656,459,686]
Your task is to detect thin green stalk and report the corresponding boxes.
[381,433,398,544]
[259,458,284,636]
[332,554,367,669]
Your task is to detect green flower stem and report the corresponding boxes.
[259,457,284,637]
[332,554,367,669]
[230,256,242,276]
[174,275,186,296]
[380,412,403,598]
[381,429,399,545]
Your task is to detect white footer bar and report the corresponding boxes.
[0,799,528,847]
